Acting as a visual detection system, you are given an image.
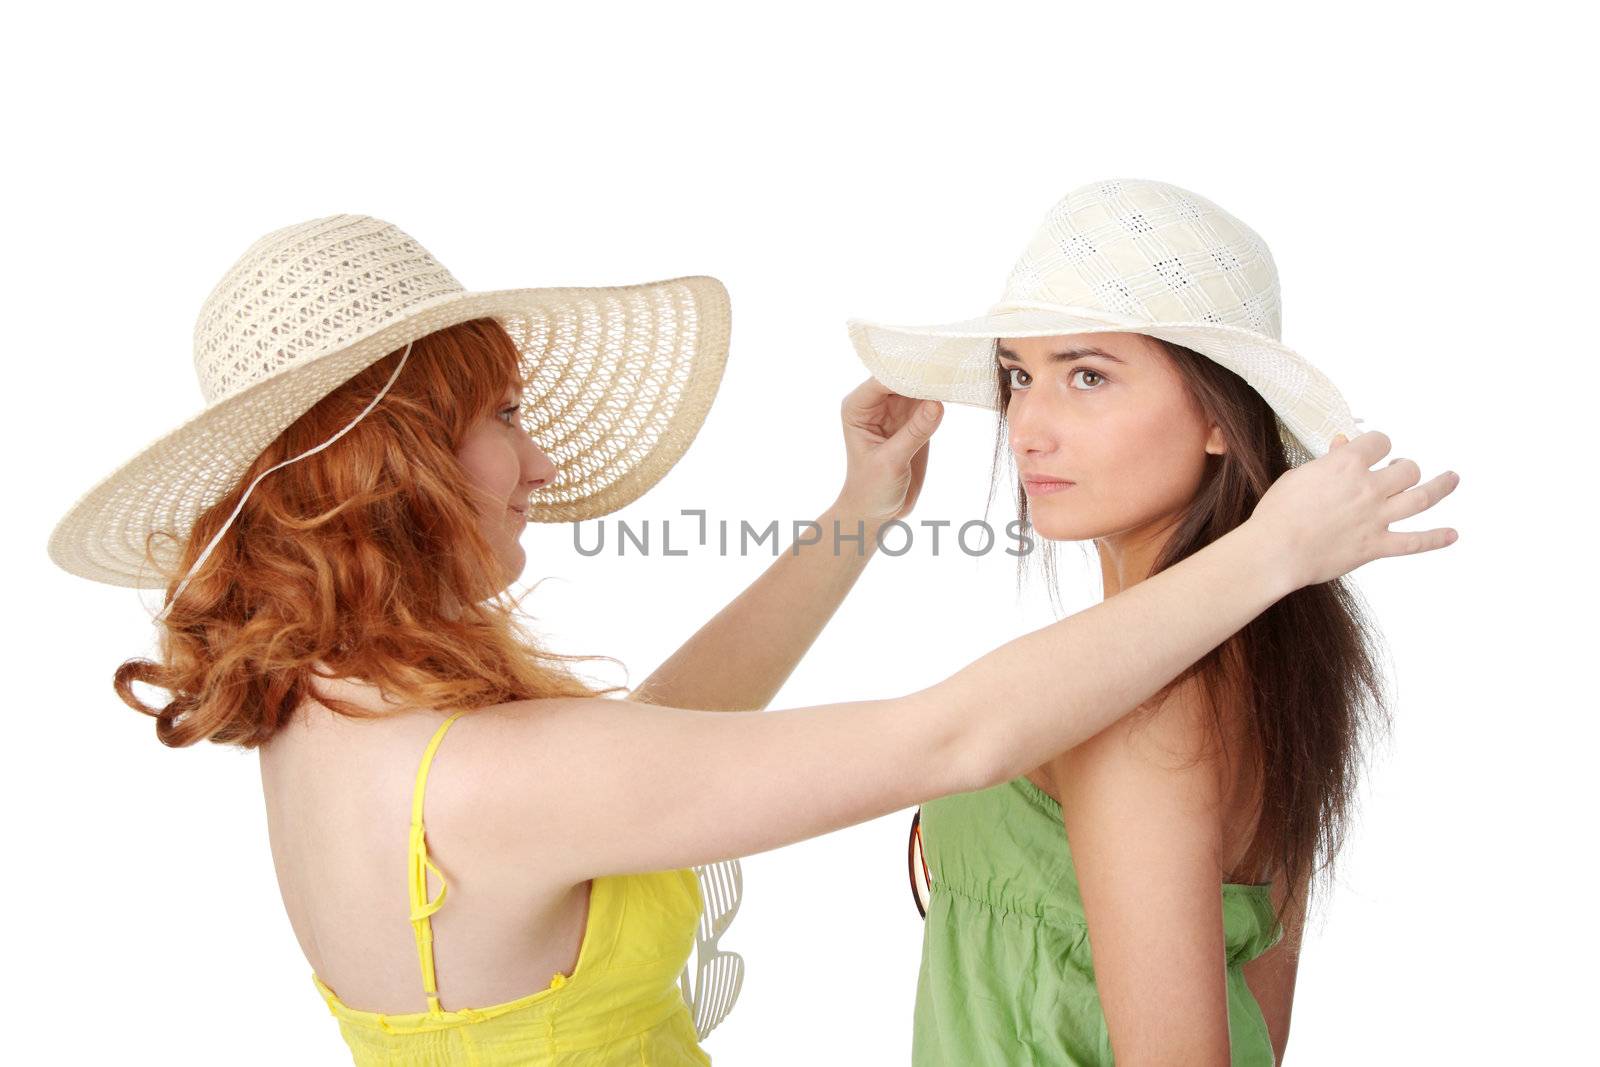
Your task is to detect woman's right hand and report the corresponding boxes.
[1248,429,1460,590]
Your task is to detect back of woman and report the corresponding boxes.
[263,690,709,1065]
[259,687,587,1015]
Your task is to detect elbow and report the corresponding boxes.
[915,685,1010,796]
[949,734,1001,797]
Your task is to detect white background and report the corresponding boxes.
[6,2,1593,1063]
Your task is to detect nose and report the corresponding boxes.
[1006,390,1056,458]
[521,435,559,492]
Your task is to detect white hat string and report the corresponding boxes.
[151,340,414,626]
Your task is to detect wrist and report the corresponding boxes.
[820,501,889,554]
[1226,518,1303,602]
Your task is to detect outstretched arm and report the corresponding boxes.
[632,380,942,711]
[482,432,1457,882]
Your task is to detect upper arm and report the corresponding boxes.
[1241,872,1307,1062]
[457,694,977,882]
[1048,681,1234,1066]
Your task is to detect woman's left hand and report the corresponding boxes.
[832,377,944,525]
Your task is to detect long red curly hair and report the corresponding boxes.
[115,317,623,748]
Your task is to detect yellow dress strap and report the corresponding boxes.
[408,710,469,1014]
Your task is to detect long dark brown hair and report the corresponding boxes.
[989,336,1391,937]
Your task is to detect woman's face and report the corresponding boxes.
[999,332,1224,549]
[454,386,559,585]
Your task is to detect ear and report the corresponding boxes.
[1204,424,1227,456]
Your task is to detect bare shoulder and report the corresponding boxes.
[431,694,642,793]
[1041,674,1226,792]
[425,696,678,882]
[447,694,671,768]
[1122,674,1233,770]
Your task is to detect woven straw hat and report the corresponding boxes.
[47,213,732,593]
[847,177,1361,466]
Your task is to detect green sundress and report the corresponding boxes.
[913,775,1285,1065]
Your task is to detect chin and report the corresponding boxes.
[1028,507,1098,544]
[492,544,525,586]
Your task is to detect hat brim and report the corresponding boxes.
[847,307,1360,468]
[49,276,731,589]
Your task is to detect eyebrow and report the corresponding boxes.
[994,344,1128,366]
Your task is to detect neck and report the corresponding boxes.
[1094,513,1183,597]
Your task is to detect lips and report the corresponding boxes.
[1022,477,1075,495]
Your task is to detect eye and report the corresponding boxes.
[497,403,521,426]
[1070,368,1106,390]
[1002,365,1032,390]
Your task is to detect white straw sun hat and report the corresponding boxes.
[847,177,1362,466]
[46,214,732,613]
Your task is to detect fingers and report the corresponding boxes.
[1380,524,1459,557]
[882,399,943,464]
[1373,456,1423,497]
[838,375,915,415]
[1343,429,1393,468]
[1376,469,1460,557]
[840,376,897,418]
[1330,427,1460,561]
[841,377,938,449]
[1382,469,1460,525]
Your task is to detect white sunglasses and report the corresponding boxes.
[678,858,745,1039]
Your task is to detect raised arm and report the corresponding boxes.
[630,379,942,711]
[476,432,1455,885]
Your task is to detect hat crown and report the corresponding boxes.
[191,214,466,405]
[998,178,1283,340]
